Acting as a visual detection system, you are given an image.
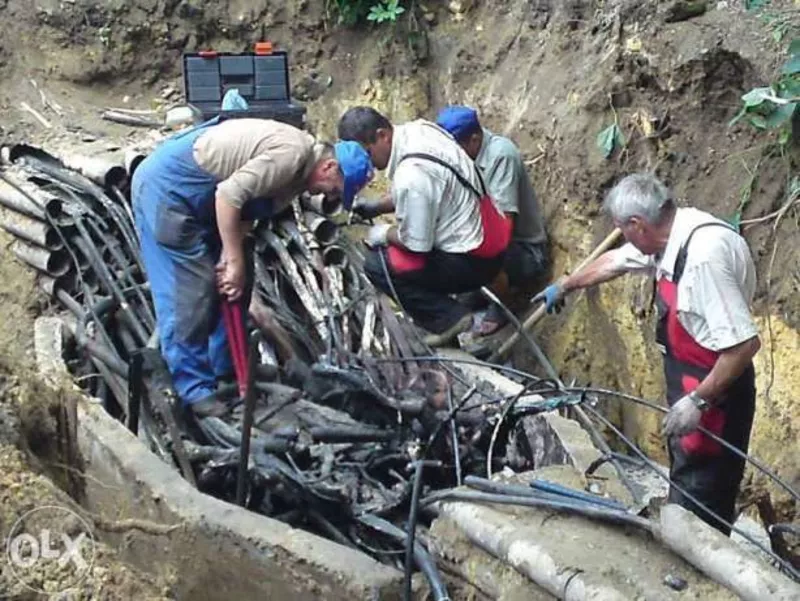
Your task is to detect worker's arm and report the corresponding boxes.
[695,336,760,405]
[561,251,630,293]
[215,195,247,300]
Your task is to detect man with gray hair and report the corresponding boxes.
[533,173,760,535]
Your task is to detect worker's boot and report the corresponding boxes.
[423,314,473,348]
[187,394,229,418]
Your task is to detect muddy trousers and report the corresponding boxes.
[666,368,756,536]
[364,247,504,334]
[133,196,253,407]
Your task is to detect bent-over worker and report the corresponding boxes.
[132,117,371,417]
[534,173,760,535]
[338,106,512,346]
[436,105,549,335]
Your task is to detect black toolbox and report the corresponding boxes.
[181,44,307,129]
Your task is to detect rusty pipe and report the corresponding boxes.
[59,154,128,189]
[300,192,342,216]
[321,245,348,268]
[0,173,68,225]
[11,239,70,277]
[0,213,64,251]
[303,213,338,245]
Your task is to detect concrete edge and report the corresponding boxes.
[34,316,403,600]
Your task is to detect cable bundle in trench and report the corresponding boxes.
[0,142,586,598]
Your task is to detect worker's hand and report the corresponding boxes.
[365,223,391,248]
[662,394,703,438]
[351,198,384,220]
[531,281,565,314]
[216,254,245,301]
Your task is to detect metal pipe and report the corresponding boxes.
[308,427,395,443]
[59,154,128,189]
[11,239,70,277]
[0,214,64,250]
[300,192,342,216]
[321,245,348,268]
[124,150,146,178]
[0,176,61,221]
[303,212,339,245]
[236,331,261,506]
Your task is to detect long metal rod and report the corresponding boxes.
[445,385,462,486]
[236,331,261,506]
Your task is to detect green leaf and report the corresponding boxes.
[596,123,622,158]
[764,102,797,129]
[745,0,770,10]
[778,128,791,146]
[748,114,769,129]
[773,28,785,44]
[789,38,800,57]
[728,106,747,127]
[725,212,742,231]
[393,6,405,15]
[781,55,800,76]
[777,76,800,98]
[742,87,774,107]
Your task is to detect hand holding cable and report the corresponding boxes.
[365,223,392,248]
[662,392,706,437]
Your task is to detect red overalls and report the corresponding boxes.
[656,222,756,535]
[385,153,512,274]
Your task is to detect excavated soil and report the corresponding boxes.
[0,0,798,596]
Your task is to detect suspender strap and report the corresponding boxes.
[399,152,488,198]
[673,222,736,283]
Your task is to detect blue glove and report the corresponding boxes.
[531,282,565,314]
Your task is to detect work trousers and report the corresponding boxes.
[364,247,504,334]
[132,175,252,407]
[666,365,756,535]
[504,240,548,288]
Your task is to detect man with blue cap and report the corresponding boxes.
[133,118,371,417]
[436,105,549,335]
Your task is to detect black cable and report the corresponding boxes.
[580,403,800,581]
[567,386,800,504]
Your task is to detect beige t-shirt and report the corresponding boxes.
[387,120,489,254]
[192,119,316,212]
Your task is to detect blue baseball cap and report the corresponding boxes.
[436,105,481,141]
[334,140,373,209]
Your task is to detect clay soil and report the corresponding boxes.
[0,0,798,597]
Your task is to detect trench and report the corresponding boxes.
[1,130,798,601]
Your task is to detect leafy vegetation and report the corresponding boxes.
[596,123,625,158]
[328,0,407,26]
[731,3,799,134]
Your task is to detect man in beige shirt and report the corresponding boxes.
[132,118,372,417]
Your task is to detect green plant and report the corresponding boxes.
[367,0,406,23]
[730,38,799,132]
[596,123,625,158]
[327,0,406,26]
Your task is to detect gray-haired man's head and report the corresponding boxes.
[604,173,676,255]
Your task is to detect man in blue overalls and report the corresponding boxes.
[534,173,760,535]
[132,118,372,417]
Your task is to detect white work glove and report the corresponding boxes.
[662,393,705,438]
[365,223,391,248]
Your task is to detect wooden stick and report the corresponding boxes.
[490,227,623,361]
[20,102,52,128]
